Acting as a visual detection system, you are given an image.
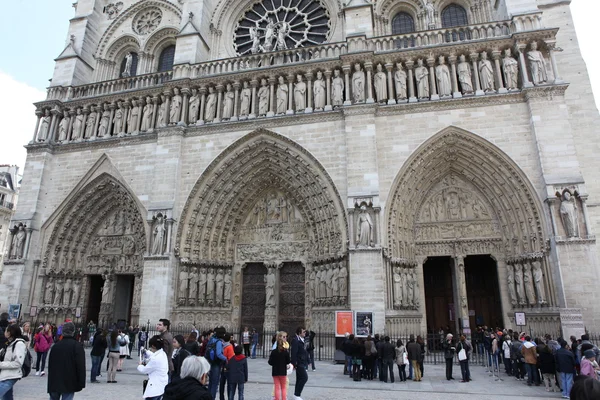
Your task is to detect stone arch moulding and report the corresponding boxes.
[143,27,179,73]
[375,0,423,34]
[385,126,549,263]
[176,128,348,265]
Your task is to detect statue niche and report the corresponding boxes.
[555,189,580,238]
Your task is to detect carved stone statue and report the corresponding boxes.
[249,24,261,54]
[44,280,54,304]
[215,268,225,305]
[151,215,166,255]
[401,268,408,305]
[37,109,51,141]
[506,263,517,307]
[84,108,97,138]
[406,269,415,307]
[436,56,452,97]
[223,84,234,120]
[338,263,348,298]
[157,95,167,127]
[113,102,124,134]
[559,191,579,238]
[188,271,198,305]
[71,278,81,307]
[72,108,84,140]
[331,264,340,299]
[9,225,27,259]
[415,59,430,99]
[141,96,154,131]
[102,276,113,303]
[206,268,215,303]
[58,110,70,142]
[479,52,495,92]
[315,267,323,300]
[352,63,365,103]
[413,269,420,308]
[179,267,189,304]
[63,278,73,306]
[332,69,344,106]
[276,76,288,114]
[240,81,251,117]
[198,267,207,304]
[170,88,182,123]
[294,74,306,111]
[53,278,64,306]
[264,18,276,52]
[223,269,232,302]
[356,205,373,247]
[393,266,403,308]
[188,89,199,124]
[527,41,548,85]
[457,55,473,94]
[313,71,326,110]
[523,262,536,306]
[128,99,140,133]
[122,52,133,78]
[514,263,525,306]
[97,104,110,137]
[258,79,269,116]
[532,260,546,304]
[394,63,407,100]
[374,63,387,103]
[265,268,276,307]
[424,0,435,27]
[309,268,316,301]
[502,49,519,91]
[275,21,290,51]
[205,87,217,122]
[325,265,334,299]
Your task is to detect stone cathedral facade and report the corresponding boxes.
[2,0,600,336]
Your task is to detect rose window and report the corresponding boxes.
[133,8,163,35]
[234,0,331,56]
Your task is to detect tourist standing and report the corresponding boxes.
[163,356,212,399]
[20,322,32,348]
[407,335,422,382]
[219,333,235,400]
[172,335,191,382]
[184,332,200,356]
[379,336,395,383]
[502,333,513,375]
[138,335,169,400]
[242,327,251,358]
[138,327,148,354]
[290,327,308,400]
[90,329,107,383]
[0,324,27,398]
[350,336,364,382]
[47,322,86,399]
[157,319,174,375]
[580,350,598,379]
[442,333,456,380]
[107,330,121,383]
[250,329,258,359]
[456,334,472,383]
[521,336,540,386]
[34,323,53,376]
[128,326,137,358]
[227,345,248,400]
[556,338,576,398]
[117,330,130,371]
[395,339,407,382]
[538,343,558,392]
[207,327,227,398]
[363,335,376,380]
[269,334,291,400]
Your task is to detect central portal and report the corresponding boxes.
[278,262,305,334]
[423,256,454,333]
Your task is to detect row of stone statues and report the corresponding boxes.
[308,263,348,307]
[43,276,82,307]
[7,224,27,260]
[391,266,420,310]
[506,259,546,307]
[178,266,233,307]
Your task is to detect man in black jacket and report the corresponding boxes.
[380,336,396,383]
[47,322,86,399]
[290,327,308,400]
[90,329,107,383]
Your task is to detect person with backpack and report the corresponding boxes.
[219,333,235,400]
[227,345,248,400]
[47,322,86,399]
[510,332,525,380]
[0,324,29,398]
[206,327,227,399]
[117,330,130,371]
[502,333,512,376]
[306,330,316,371]
[138,327,148,354]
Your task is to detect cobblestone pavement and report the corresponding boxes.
[15,349,559,399]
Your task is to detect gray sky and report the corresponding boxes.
[0,0,597,173]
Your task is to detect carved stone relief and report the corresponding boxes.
[178,264,233,308]
[310,261,347,308]
[8,223,28,260]
[555,189,580,238]
[390,263,419,311]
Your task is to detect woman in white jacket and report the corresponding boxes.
[117,330,130,371]
[138,335,169,400]
[0,325,27,399]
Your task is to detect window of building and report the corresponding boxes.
[158,45,176,72]
[441,4,468,28]
[392,12,415,35]
[119,52,138,78]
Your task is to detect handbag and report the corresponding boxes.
[402,351,409,365]
[142,379,148,394]
[458,348,467,361]
[371,342,377,355]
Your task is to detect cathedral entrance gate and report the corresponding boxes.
[278,262,305,335]
[240,263,268,331]
[113,274,135,324]
[86,275,104,326]
[465,255,502,329]
[423,256,454,333]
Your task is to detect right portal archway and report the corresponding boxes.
[386,127,553,333]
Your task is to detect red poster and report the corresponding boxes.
[335,311,354,337]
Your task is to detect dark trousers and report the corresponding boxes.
[363,356,373,380]
[503,357,512,375]
[460,360,470,381]
[91,355,103,381]
[397,363,406,381]
[228,381,244,400]
[445,358,454,379]
[513,360,525,379]
[243,344,250,357]
[219,368,229,400]
[35,351,48,372]
[525,363,540,385]
[381,359,394,383]
[308,349,315,370]
[419,359,424,377]
[373,357,379,378]
[378,359,384,381]
[294,365,308,396]
[208,363,221,399]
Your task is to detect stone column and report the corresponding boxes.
[448,54,461,98]
[152,96,159,128]
[251,79,259,119]
[215,84,223,123]
[31,110,42,143]
[286,75,294,114]
[198,88,206,125]
[324,70,333,111]
[342,65,352,105]
[516,42,534,88]
[181,88,190,125]
[232,81,240,122]
[405,60,417,103]
[108,103,116,137]
[453,255,470,336]
[305,71,313,113]
[545,40,564,84]
[67,109,75,141]
[23,227,33,260]
[385,63,396,104]
[546,198,559,236]
[365,61,375,104]
[427,56,439,100]
[492,49,507,94]
[267,78,275,117]
[470,53,484,95]
[580,195,593,236]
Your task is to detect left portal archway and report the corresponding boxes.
[40,173,147,326]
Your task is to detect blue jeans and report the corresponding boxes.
[294,365,308,396]
[460,360,470,381]
[49,393,75,400]
[228,382,244,400]
[91,355,103,381]
[525,363,539,384]
[308,349,315,369]
[408,360,413,379]
[345,355,352,374]
[0,378,18,399]
[560,372,573,397]
[208,363,221,398]
[251,343,257,358]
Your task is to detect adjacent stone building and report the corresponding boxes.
[0,165,20,268]
[2,0,599,337]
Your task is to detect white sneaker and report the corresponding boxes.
[293,396,304,400]
[41,371,45,376]
[35,371,40,376]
